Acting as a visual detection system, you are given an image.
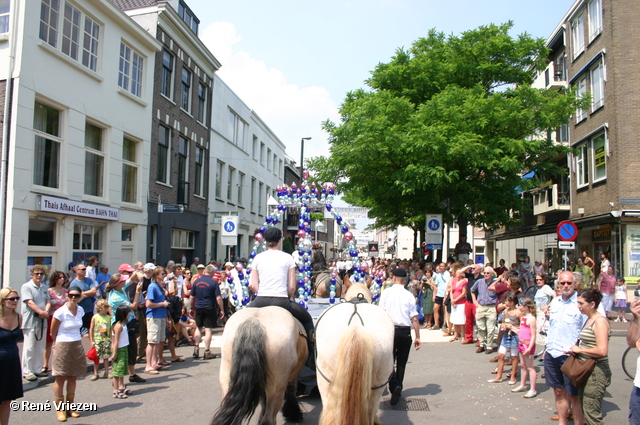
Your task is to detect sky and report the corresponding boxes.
[189,0,576,163]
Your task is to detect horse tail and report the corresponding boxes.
[319,325,375,425]
[211,317,267,425]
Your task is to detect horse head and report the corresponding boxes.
[343,282,372,303]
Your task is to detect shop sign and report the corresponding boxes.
[38,195,119,221]
[592,228,611,240]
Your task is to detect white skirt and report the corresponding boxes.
[450,303,466,325]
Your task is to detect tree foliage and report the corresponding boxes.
[310,22,584,231]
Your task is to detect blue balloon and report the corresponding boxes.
[326,204,332,211]
[250,252,257,258]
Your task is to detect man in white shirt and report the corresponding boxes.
[379,267,422,406]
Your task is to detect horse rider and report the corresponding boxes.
[248,227,315,368]
[379,267,422,406]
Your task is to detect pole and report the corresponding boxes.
[300,137,311,184]
[564,249,567,271]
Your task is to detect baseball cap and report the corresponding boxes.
[143,263,156,271]
[118,263,135,273]
[68,261,77,268]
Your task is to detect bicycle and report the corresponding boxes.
[623,346,637,380]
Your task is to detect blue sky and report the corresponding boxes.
[190,0,576,161]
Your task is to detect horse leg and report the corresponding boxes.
[281,382,303,423]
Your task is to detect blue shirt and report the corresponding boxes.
[434,272,449,297]
[71,277,97,313]
[546,291,586,358]
[470,278,497,306]
[145,282,167,319]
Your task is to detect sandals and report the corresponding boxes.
[144,368,160,375]
[158,361,171,366]
[487,378,503,383]
[491,368,498,374]
[40,367,50,374]
[113,390,128,399]
[449,337,460,342]
[171,357,185,362]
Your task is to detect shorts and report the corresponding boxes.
[434,296,444,306]
[146,317,165,344]
[112,347,128,377]
[195,307,217,329]
[95,339,112,360]
[518,340,536,355]
[544,352,578,396]
[602,293,614,312]
[616,299,628,308]
[498,344,518,357]
[500,333,519,350]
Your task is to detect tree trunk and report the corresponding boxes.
[457,215,468,240]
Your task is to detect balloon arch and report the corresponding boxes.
[225,168,383,311]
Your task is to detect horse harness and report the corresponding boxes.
[313,295,392,391]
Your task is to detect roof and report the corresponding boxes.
[109,0,158,11]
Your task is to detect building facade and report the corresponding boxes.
[0,0,160,285]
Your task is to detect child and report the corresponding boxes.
[488,295,521,385]
[89,299,111,380]
[511,297,537,398]
[110,306,130,399]
[176,306,197,346]
[615,277,628,322]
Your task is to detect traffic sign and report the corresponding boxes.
[427,244,443,250]
[558,241,576,250]
[158,204,184,213]
[368,242,379,257]
[557,220,578,241]
[426,214,442,235]
[221,215,238,246]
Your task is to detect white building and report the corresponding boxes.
[0,0,160,285]
[208,75,287,262]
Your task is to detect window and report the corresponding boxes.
[588,0,602,42]
[227,167,235,201]
[250,177,256,212]
[575,77,587,122]
[215,161,223,198]
[258,182,263,214]
[590,60,604,110]
[592,133,606,182]
[252,136,257,159]
[33,101,61,188]
[576,143,589,188]
[177,0,199,35]
[237,173,244,206]
[278,159,283,178]
[273,153,277,174]
[172,229,195,249]
[228,110,246,149]
[29,217,56,246]
[122,137,138,203]
[161,51,173,98]
[157,125,170,184]
[260,142,265,165]
[121,227,132,242]
[181,68,191,111]
[194,146,204,196]
[39,0,99,71]
[177,137,189,205]
[0,0,10,34]
[571,13,585,59]
[73,222,103,251]
[267,148,271,170]
[119,42,143,97]
[197,82,207,123]
[84,122,104,197]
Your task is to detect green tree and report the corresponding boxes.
[311,22,584,235]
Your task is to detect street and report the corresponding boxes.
[9,328,633,425]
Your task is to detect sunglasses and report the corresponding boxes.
[160,273,168,276]
[5,296,20,301]
[68,293,81,298]
[76,268,86,271]
[558,281,573,286]
[32,272,44,276]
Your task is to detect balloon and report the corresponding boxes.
[344,231,353,242]
[254,233,264,242]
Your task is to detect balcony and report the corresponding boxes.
[544,57,567,91]
[532,184,570,215]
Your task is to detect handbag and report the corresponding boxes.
[561,354,596,387]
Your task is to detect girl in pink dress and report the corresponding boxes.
[511,297,537,398]
[43,271,68,374]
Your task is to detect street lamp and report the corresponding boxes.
[300,137,312,183]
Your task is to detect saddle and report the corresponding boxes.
[346,292,369,305]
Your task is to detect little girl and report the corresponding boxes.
[615,277,628,322]
[89,299,111,380]
[511,297,537,398]
[110,306,130,399]
[488,295,520,385]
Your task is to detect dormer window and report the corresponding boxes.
[178,1,198,35]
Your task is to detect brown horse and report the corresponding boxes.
[211,307,308,425]
[313,271,343,298]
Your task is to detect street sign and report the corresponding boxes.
[426,214,442,235]
[426,234,442,245]
[368,242,379,257]
[558,241,576,250]
[213,211,238,224]
[427,244,443,250]
[557,220,578,241]
[158,204,184,213]
[221,215,238,246]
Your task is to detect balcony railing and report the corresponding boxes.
[544,57,567,91]
[532,183,570,215]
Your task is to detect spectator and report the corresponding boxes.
[136,263,155,363]
[534,273,554,358]
[110,306,131,399]
[50,285,86,422]
[454,236,472,263]
[43,271,68,374]
[626,300,640,424]
[21,265,51,381]
[0,287,24,425]
[190,257,200,276]
[615,277,628,322]
[462,264,482,344]
[471,267,498,354]
[512,297,538,398]
[144,267,170,375]
[66,262,77,282]
[448,268,467,342]
[70,264,97,336]
[596,266,616,319]
[96,266,111,299]
[495,259,508,277]
[89,299,111,381]
[86,256,99,283]
[431,262,449,330]
[191,265,224,359]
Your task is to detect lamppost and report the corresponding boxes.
[300,137,312,183]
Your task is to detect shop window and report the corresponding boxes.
[73,222,103,251]
[28,217,56,246]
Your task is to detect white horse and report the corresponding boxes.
[211,306,308,425]
[315,283,395,425]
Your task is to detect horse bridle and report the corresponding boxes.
[314,297,392,391]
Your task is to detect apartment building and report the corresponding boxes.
[0,0,160,284]
[114,0,221,266]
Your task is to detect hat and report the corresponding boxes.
[107,274,128,290]
[143,263,156,271]
[68,261,77,268]
[118,263,135,273]
[101,265,109,270]
[392,268,408,277]
[263,227,282,243]
[197,263,205,269]
[534,260,540,264]
[224,262,234,268]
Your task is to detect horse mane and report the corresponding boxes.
[312,251,327,270]
[344,282,372,303]
[319,325,375,425]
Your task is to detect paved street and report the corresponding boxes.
[9,327,633,424]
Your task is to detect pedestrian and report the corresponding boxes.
[512,297,538,398]
[21,265,51,381]
[190,257,200,276]
[379,267,422,406]
[189,265,224,359]
[144,267,170,374]
[43,271,68,375]
[86,256,99,283]
[431,262,449,330]
[50,285,86,422]
[462,264,482,344]
[488,294,520,385]
[615,277,628,322]
[96,266,111,299]
[543,271,585,425]
[89,299,112,380]
[0,287,24,425]
[626,299,640,424]
[110,306,131,399]
[448,267,467,342]
[596,265,616,319]
[534,273,554,358]
[66,262,77,282]
[70,263,98,336]
[470,266,498,354]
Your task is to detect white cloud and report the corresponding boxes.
[200,22,339,161]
